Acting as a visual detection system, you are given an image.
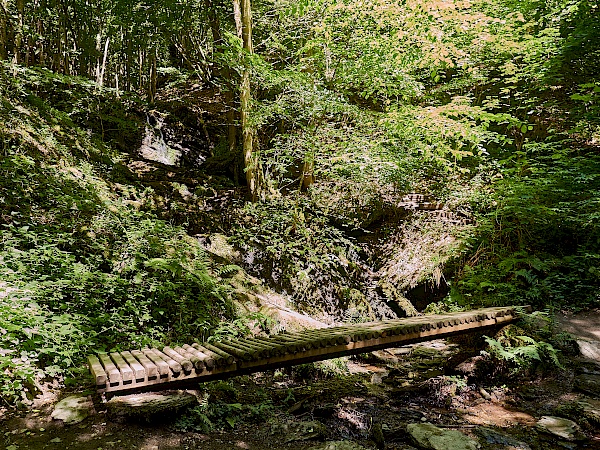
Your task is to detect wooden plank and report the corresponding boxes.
[211,341,253,361]
[236,338,275,357]
[251,337,287,356]
[224,338,266,358]
[110,352,134,383]
[131,350,158,379]
[237,315,504,373]
[226,339,268,358]
[88,355,107,386]
[121,351,147,381]
[195,343,235,365]
[183,344,215,370]
[162,347,194,373]
[172,346,205,371]
[98,353,121,385]
[142,348,171,378]
[255,335,296,356]
[147,348,183,376]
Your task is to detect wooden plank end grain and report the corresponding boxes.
[110,352,134,383]
[98,353,122,386]
[88,355,107,387]
[121,351,147,381]
[131,349,159,379]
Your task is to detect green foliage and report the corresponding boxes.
[453,147,600,308]
[175,385,275,432]
[0,64,232,405]
[208,312,275,342]
[229,196,373,316]
[176,398,274,432]
[2,0,600,409]
[482,319,563,376]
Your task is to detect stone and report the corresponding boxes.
[535,416,584,441]
[271,420,328,442]
[106,391,198,421]
[308,441,367,450]
[580,399,600,426]
[476,427,531,449]
[406,423,479,450]
[576,340,600,363]
[576,360,600,375]
[574,374,600,397]
[370,371,388,385]
[51,394,94,425]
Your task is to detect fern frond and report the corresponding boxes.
[217,264,242,277]
[512,345,541,361]
[516,335,537,344]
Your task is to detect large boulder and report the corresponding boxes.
[476,427,531,450]
[580,399,600,427]
[407,423,479,450]
[576,339,600,363]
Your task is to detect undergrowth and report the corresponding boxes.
[481,311,567,378]
[0,63,232,406]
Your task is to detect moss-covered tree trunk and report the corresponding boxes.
[149,48,157,103]
[239,0,263,201]
[14,0,24,64]
[0,0,8,60]
[205,0,238,175]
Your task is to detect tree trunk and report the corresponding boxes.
[38,19,45,67]
[148,48,157,103]
[205,0,239,181]
[139,48,144,90]
[98,36,110,87]
[14,0,24,64]
[0,1,8,60]
[95,31,102,84]
[125,29,132,91]
[239,0,263,201]
[233,0,243,39]
[300,159,315,191]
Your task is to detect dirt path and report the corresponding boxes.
[558,309,600,365]
[558,309,600,342]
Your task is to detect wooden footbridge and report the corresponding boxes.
[88,306,526,395]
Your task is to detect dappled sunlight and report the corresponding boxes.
[0,0,599,446]
[461,402,536,427]
[559,311,600,342]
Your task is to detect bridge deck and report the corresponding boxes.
[88,306,527,395]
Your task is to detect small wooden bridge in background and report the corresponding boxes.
[88,306,526,396]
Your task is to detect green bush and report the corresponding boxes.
[0,66,231,405]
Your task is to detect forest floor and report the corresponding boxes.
[2,312,600,450]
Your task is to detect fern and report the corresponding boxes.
[484,334,563,373]
[216,264,242,277]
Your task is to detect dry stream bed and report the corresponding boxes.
[2,311,600,450]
